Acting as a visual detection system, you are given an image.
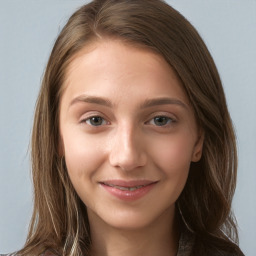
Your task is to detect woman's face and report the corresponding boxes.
[59,40,203,230]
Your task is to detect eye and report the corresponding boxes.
[84,116,108,126]
[148,116,174,126]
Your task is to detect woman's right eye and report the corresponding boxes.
[83,116,108,126]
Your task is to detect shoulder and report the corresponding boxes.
[0,250,58,256]
[0,254,18,256]
[177,225,195,256]
[40,251,58,256]
[192,235,245,256]
[0,254,17,256]
[40,249,60,256]
[176,221,244,256]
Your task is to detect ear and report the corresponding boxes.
[191,129,204,162]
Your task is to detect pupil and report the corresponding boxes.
[154,116,168,126]
[91,117,102,126]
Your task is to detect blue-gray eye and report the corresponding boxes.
[85,116,106,126]
[151,116,172,126]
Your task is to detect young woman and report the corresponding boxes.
[3,0,244,255]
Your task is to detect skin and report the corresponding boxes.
[59,39,204,256]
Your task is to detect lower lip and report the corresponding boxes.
[100,182,157,201]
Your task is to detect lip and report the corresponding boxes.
[99,179,158,201]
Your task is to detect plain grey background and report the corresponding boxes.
[0,0,255,255]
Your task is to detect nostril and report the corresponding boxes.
[109,151,147,172]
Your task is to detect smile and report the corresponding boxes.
[99,180,158,201]
[101,182,147,191]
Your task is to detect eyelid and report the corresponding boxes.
[79,112,110,125]
[145,113,178,128]
[146,112,177,121]
[78,111,177,126]
[149,117,175,124]
[87,117,108,126]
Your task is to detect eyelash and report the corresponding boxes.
[80,114,176,127]
[81,115,109,126]
[146,116,176,127]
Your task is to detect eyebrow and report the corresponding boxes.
[140,97,188,109]
[69,95,113,108]
[69,95,187,109]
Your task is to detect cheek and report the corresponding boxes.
[152,133,194,165]
[61,128,108,207]
[149,133,194,185]
[62,127,107,180]
[150,135,193,201]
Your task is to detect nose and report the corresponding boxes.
[108,123,147,171]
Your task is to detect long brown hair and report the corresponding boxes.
[17,0,243,255]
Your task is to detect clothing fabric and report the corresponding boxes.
[0,228,195,256]
[177,226,195,256]
[1,228,244,256]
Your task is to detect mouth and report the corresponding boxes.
[100,182,149,191]
[98,180,158,201]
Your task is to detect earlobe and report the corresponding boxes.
[191,130,204,162]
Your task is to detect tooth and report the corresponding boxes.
[104,183,146,191]
[115,185,129,191]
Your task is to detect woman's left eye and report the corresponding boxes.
[148,116,174,126]
[83,116,108,126]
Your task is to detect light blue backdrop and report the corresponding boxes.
[0,1,255,255]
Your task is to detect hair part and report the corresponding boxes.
[17,0,242,255]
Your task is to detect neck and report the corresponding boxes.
[88,207,180,256]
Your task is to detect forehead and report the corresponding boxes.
[61,39,189,107]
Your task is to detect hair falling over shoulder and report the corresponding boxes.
[16,0,244,255]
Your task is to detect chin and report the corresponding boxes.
[105,214,155,231]
[90,204,174,232]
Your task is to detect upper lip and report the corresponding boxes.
[99,179,158,187]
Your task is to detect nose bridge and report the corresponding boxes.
[109,121,146,171]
